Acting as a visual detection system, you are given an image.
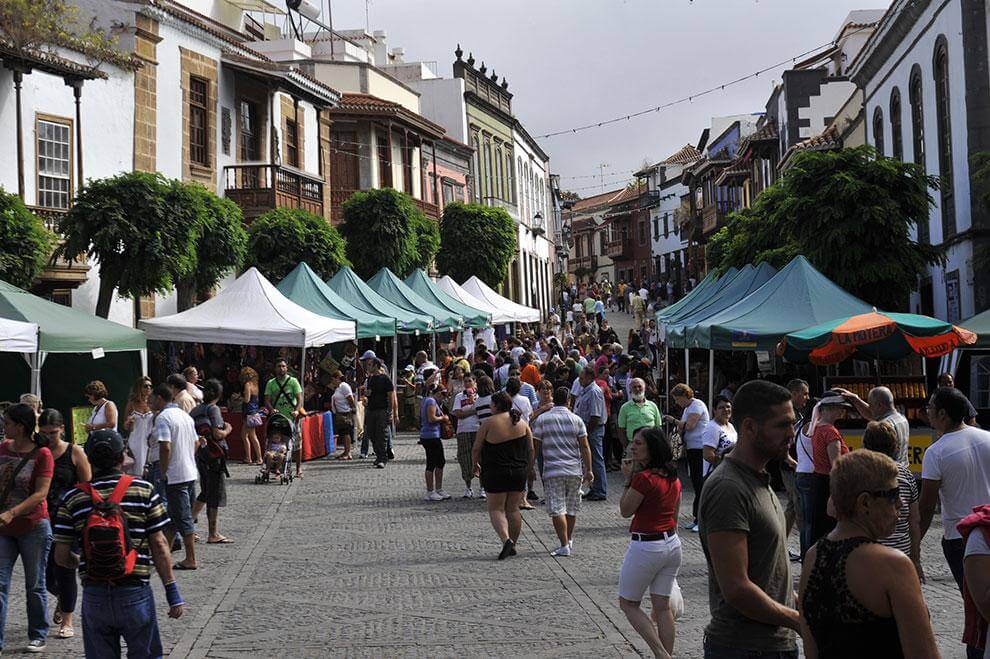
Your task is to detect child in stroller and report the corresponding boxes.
[256,412,294,484]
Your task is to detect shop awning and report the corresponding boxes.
[960,309,990,349]
[326,267,432,334]
[367,268,461,331]
[435,276,514,325]
[404,270,491,329]
[461,276,541,324]
[683,256,872,350]
[666,262,778,348]
[0,279,145,353]
[140,268,354,347]
[277,263,395,340]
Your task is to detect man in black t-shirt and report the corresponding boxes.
[364,359,398,468]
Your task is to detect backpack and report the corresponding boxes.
[77,475,137,582]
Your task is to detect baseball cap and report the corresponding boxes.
[85,429,125,459]
[360,350,377,361]
[403,365,415,372]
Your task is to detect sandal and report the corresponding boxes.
[207,536,234,544]
[57,625,74,639]
[53,606,62,626]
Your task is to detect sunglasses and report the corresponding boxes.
[864,486,900,502]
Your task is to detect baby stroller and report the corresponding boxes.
[255,412,295,484]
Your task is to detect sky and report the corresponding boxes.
[326,0,888,196]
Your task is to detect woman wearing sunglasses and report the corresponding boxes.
[798,449,938,658]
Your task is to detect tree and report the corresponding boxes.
[408,214,440,275]
[0,188,52,288]
[56,172,201,318]
[245,208,348,282]
[436,202,516,288]
[709,145,944,311]
[174,184,247,311]
[338,188,421,279]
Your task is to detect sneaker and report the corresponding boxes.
[462,487,474,499]
[585,493,607,501]
[568,539,573,550]
[373,461,385,469]
[387,449,396,460]
[788,549,802,563]
[26,640,46,652]
[436,489,452,500]
[478,488,487,499]
[550,545,571,557]
[689,523,700,533]
[425,491,444,501]
[527,490,539,501]
[359,453,368,459]
[498,539,515,561]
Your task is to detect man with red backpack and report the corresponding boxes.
[53,430,184,657]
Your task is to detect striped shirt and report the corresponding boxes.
[531,406,587,479]
[475,395,493,422]
[53,472,170,584]
[878,463,919,556]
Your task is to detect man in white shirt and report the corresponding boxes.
[505,378,533,420]
[183,366,204,404]
[452,375,484,499]
[836,386,911,465]
[920,385,990,659]
[152,383,200,570]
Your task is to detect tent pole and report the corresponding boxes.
[684,348,689,388]
[921,354,927,377]
[30,350,41,398]
[664,342,669,410]
[391,334,398,449]
[140,348,148,378]
[431,332,437,364]
[708,350,714,411]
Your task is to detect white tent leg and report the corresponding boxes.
[664,343,669,410]
[684,348,689,388]
[431,332,437,364]
[391,335,398,447]
[921,354,927,377]
[140,348,148,377]
[708,350,714,411]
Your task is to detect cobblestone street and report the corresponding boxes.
[0,421,967,656]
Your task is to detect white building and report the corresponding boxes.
[512,124,553,313]
[849,0,990,321]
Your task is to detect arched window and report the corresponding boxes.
[517,157,523,206]
[909,65,928,244]
[484,140,493,203]
[495,146,503,201]
[471,135,481,202]
[505,152,513,202]
[872,107,885,157]
[889,88,903,161]
[507,154,516,204]
[523,162,530,221]
[934,37,955,237]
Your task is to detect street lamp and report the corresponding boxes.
[532,211,545,236]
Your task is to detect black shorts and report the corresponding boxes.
[333,412,354,436]
[420,437,445,470]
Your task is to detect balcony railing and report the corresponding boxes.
[568,255,598,273]
[701,200,734,236]
[224,163,324,221]
[25,206,90,289]
[330,188,440,223]
[606,238,632,260]
[639,190,661,209]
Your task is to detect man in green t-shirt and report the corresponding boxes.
[616,377,662,450]
[264,358,303,420]
[583,295,597,317]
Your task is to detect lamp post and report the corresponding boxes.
[532,211,545,236]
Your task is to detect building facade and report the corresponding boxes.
[564,189,623,284]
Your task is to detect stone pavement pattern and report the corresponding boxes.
[0,430,967,657]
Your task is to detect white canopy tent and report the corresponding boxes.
[461,276,541,324]
[436,276,512,324]
[141,267,355,351]
[0,318,39,353]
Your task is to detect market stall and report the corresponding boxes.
[461,276,541,324]
[404,270,491,329]
[0,279,146,427]
[435,275,502,349]
[657,269,720,321]
[140,268,355,461]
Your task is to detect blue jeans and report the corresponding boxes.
[587,425,607,497]
[794,472,816,559]
[166,481,196,538]
[82,582,162,658]
[704,639,797,659]
[0,519,52,647]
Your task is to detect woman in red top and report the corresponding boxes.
[808,392,853,550]
[0,403,54,652]
[619,427,681,659]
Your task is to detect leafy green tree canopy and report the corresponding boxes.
[56,172,201,317]
[245,207,348,282]
[436,202,516,288]
[408,213,440,275]
[0,188,53,289]
[338,188,422,279]
[709,145,943,311]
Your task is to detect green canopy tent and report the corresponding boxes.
[403,269,490,329]
[961,308,990,349]
[277,263,395,340]
[661,266,742,329]
[326,267,432,335]
[367,268,461,332]
[658,270,720,321]
[0,279,146,423]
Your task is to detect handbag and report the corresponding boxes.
[0,446,39,512]
[668,428,685,461]
[245,412,264,428]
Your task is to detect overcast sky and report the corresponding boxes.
[328,0,887,196]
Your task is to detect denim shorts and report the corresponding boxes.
[166,480,197,537]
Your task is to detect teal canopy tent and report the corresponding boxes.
[326,267,433,334]
[404,269,490,329]
[367,268,461,332]
[961,308,990,349]
[662,266,742,327]
[277,263,395,340]
[658,270,720,321]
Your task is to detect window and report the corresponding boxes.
[972,356,990,409]
[653,216,660,240]
[495,147,503,201]
[284,119,299,167]
[889,88,903,161]
[507,153,515,203]
[239,100,259,161]
[909,67,928,244]
[872,107,885,157]
[36,118,72,209]
[484,140,493,202]
[663,212,670,238]
[188,76,209,166]
[639,220,647,245]
[471,135,481,202]
[599,230,607,255]
[934,39,955,237]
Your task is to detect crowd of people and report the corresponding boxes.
[1,276,989,658]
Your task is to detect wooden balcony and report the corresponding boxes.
[224,164,324,221]
[701,200,734,236]
[568,255,598,273]
[606,238,633,260]
[25,206,90,292]
[330,188,440,224]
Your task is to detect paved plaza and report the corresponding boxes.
[0,431,968,657]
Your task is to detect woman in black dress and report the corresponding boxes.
[471,392,534,560]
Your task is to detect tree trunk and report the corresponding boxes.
[176,278,197,312]
[95,275,116,319]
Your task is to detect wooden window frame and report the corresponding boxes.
[35,113,73,210]
[872,107,885,157]
[285,118,299,168]
[188,75,209,167]
[909,66,928,244]
[933,38,955,238]
[889,87,903,161]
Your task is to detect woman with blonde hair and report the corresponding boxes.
[240,367,263,464]
[799,450,939,658]
[123,376,154,476]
